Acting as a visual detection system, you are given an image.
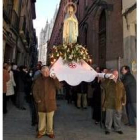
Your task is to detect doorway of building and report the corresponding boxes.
[98,10,106,68]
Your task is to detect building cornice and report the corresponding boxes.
[122,2,136,16]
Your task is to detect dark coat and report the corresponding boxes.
[91,77,101,107]
[12,70,19,85]
[76,82,88,94]
[91,77,101,121]
[33,75,60,112]
[121,73,136,103]
[16,71,26,92]
[25,74,33,93]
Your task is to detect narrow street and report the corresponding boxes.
[4,100,136,140]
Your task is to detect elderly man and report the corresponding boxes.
[33,66,60,139]
[102,70,126,135]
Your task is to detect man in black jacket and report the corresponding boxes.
[76,82,88,109]
[121,66,136,126]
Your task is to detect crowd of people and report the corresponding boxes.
[59,66,136,135]
[3,62,136,138]
[3,62,42,124]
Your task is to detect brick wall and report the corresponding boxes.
[77,0,123,68]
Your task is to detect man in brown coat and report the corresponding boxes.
[3,66,10,114]
[102,70,126,135]
[33,66,60,139]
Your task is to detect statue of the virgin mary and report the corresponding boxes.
[50,2,112,86]
[63,2,78,44]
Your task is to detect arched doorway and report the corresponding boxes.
[98,10,106,67]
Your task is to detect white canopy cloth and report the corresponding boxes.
[50,57,112,86]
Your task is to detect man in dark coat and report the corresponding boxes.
[91,77,101,124]
[76,82,88,109]
[33,66,60,139]
[121,66,136,126]
[16,66,27,110]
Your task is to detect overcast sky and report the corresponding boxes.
[33,0,60,44]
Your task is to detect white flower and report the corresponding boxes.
[63,45,67,49]
[75,47,78,51]
[81,51,84,54]
[69,55,73,59]
[78,45,82,48]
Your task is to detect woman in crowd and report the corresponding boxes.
[6,64,16,106]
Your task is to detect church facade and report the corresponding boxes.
[38,7,58,65]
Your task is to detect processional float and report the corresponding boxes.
[49,2,111,86]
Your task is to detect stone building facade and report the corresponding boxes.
[75,0,123,70]
[38,6,58,65]
[122,0,136,77]
[3,0,38,68]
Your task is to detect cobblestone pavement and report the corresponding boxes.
[3,100,136,140]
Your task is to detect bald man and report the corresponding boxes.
[33,66,60,139]
[102,70,126,135]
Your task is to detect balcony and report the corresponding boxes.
[3,4,13,24]
[10,10,19,33]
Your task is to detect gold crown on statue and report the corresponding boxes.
[64,2,77,14]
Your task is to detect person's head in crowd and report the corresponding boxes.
[24,66,28,73]
[17,67,20,71]
[121,65,131,75]
[5,64,12,72]
[41,66,50,77]
[101,68,108,74]
[19,66,27,73]
[28,69,33,77]
[95,66,100,73]
[36,64,42,71]
[112,70,119,79]
[38,61,42,66]
[109,70,119,82]
[108,69,113,74]
[3,62,8,69]
[12,64,17,70]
